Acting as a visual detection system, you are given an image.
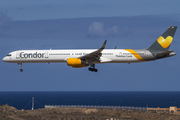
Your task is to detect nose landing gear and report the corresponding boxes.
[20,68,23,72]
[18,63,23,72]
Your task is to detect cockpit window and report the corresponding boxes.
[7,54,12,56]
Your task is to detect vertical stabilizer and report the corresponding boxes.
[147,26,177,51]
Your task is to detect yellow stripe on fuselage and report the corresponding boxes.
[124,49,145,61]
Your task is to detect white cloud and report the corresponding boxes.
[88,22,119,36]
[107,26,118,34]
[88,22,106,36]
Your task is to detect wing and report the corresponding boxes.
[79,40,107,62]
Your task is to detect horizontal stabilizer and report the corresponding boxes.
[156,50,174,57]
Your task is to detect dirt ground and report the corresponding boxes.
[0,104,180,120]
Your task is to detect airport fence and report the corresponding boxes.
[45,105,147,111]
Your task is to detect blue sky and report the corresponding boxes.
[0,0,180,91]
[1,0,180,21]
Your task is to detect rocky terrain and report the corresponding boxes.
[0,104,180,120]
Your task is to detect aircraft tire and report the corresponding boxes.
[88,67,98,72]
[88,67,92,71]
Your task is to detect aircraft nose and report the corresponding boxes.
[2,57,7,62]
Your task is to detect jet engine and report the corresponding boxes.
[67,58,87,68]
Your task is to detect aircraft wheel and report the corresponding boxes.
[88,67,92,71]
[88,67,98,72]
[94,69,98,72]
[20,69,23,72]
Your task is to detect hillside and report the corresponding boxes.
[0,104,180,120]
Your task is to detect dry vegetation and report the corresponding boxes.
[0,104,180,120]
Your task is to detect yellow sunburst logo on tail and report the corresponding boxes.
[157,36,173,48]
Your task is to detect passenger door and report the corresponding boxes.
[45,51,49,58]
[16,52,20,59]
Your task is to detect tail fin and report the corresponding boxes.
[147,26,177,51]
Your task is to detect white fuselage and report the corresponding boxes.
[2,26,177,72]
[2,49,153,64]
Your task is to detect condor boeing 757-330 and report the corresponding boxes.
[3,26,177,72]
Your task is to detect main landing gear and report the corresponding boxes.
[88,62,98,72]
[18,63,23,72]
[88,67,98,72]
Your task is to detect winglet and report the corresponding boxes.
[79,40,107,60]
[100,40,107,49]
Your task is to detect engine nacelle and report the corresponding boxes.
[67,58,87,68]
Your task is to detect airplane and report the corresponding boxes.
[3,26,177,72]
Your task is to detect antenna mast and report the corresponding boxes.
[32,97,34,110]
